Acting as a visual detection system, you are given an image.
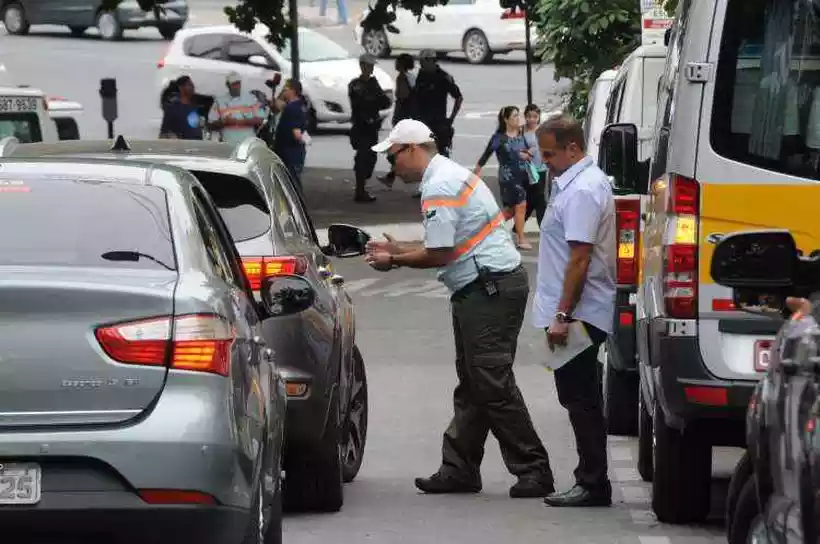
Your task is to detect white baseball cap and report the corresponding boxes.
[371,119,436,153]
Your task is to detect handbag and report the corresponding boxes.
[525,160,541,185]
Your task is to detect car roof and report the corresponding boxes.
[178,24,315,40]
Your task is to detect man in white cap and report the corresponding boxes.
[365,119,555,499]
[208,71,268,145]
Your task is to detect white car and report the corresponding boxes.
[157,24,395,130]
[353,0,533,64]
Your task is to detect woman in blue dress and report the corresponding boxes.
[474,105,533,249]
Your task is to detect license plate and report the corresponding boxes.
[754,339,773,372]
[0,463,41,505]
[0,97,38,113]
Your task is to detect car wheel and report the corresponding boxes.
[283,392,344,512]
[342,346,368,483]
[158,24,181,40]
[463,29,492,64]
[242,450,281,544]
[602,346,638,436]
[729,477,763,544]
[636,383,653,482]
[3,3,29,35]
[651,399,712,524]
[97,11,122,41]
[362,28,390,58]
[726,451,754,543]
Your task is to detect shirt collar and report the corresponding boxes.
[555,155,594,191]
[420,154,445,188]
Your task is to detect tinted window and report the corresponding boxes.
[711,0,820,179]
[280,30,352,63]
[191,189,238,285]
[271,163,315,242]
[184,34,227,59]
[192,171,271,242]
[0,178,176,270]
[226,37,274,66]
[0,113,42,142]
[54,117,79,140]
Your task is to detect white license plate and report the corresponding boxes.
[0,463,41,505]
[0,97,38,113]
[754,339,773,372]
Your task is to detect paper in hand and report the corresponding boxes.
[541,321,593,371]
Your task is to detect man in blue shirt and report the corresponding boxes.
[159,76,203,140]
[274,79,308,191]
[533,114,616,508]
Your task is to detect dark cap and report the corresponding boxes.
[418,49,436,60]
[359,53,377,65]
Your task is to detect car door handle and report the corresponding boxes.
[318,266,332,279]
[330,274,345,286]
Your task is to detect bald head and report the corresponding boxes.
[535,114,586,153]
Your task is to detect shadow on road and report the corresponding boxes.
[4,29,166,42]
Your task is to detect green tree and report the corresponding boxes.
[663,0,679,16]
[532,0,640,119]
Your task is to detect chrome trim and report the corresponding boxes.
[0,410,141,426]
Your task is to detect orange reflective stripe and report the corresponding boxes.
[454,212,505,257]
[421,175,480,211]
[219,104,260,116]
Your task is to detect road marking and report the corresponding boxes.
[610,445,633,462]
[340,278,380,293]
[620,485,651,503]
[629,509,659,525]
[463,111,500,120]
[638,537,671,544]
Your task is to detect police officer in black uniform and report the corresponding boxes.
[348,53,392,203]
[415,49,463,158]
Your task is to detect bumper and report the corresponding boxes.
[608,288,637,372]
[648,318,756,442]
[116,5,188,29]
[306,83,393,124]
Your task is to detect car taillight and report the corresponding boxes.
[157,46,169,68]
[615,198,640,285]
[95,314,235,376]
[242,256,308,290]
[662,174,699,318]
[501,8,526,18]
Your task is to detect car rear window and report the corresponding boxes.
[191,171,271,242]
[0,177,176,270]
[0,113,42,143]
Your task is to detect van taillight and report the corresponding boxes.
[662,174,699,318]
[615,198,640,285]
[242,256,308,290]
[501,8,526,18]
[95,314,235,376]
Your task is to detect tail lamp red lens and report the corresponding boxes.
[662,175,700,319]
[615,198,641,285]
[242,256,308,290]
[501,8,526,18]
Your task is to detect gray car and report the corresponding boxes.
[1,135,370,513]
[0,156,288,543]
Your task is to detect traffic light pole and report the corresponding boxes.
[289,0,300,83]
[524,7,533,105]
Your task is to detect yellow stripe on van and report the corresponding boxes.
[698,183,820,285]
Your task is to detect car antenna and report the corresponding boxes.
[110,134,131,152]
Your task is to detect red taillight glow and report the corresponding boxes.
[684,386,728,406]
[501,8,526,18]
[242,256,308,290]
[619,312,634,326]
[95,314,234,376]
[615,198,641,285]
[668,174,699,215]
[712,298,736,311]
[662,175,699,319]
[139,489,217,505]
[157,46,170,68]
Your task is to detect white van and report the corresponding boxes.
[584,69,618,162]
[0,87,59,143]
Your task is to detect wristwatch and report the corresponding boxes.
[555,311,570,323]
[388,254,398,269]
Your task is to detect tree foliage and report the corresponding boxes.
[533,0,640,119]
[663,0,679,16]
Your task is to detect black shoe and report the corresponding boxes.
[543,484,611,507]
[414,472,481,494]
[354,191,377,203]
[509,476,554,498]
[378,173,395,188]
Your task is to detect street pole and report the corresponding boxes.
[524,7,533,105]
[289,0,300,83]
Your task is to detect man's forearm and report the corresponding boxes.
[558,253,591,315]
[395,241,424,254]
[392,248,453,269]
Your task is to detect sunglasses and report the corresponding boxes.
[387,144,411,159]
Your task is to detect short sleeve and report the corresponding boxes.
[562,187,603,244]
[423,205,459,249]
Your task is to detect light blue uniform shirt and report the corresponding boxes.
[420,154,521,293]
[532,155,616,333]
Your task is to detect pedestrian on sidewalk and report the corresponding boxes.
[365,119,555,499]
[348,53,392,203]
[158,76,203,140]
[319,0,348,24]
[532,114,616,508]
[474,106,533,250]
[380,53,419,188]
[274,79,310,191]
[522,103,548,224]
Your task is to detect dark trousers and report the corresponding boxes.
[525,170,548,225]
[554,322,610,489]
[440,267,553,484]
[351,124,380,193]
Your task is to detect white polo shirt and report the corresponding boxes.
[532,155,616,333]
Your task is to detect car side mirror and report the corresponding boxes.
[260,275,316,317]
[248,54,272,68]
[424,12,436,22]
[598,123,639,194]
[323,224,371,258]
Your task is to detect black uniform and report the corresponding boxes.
[415,67,462,157]
[348,75,391,196]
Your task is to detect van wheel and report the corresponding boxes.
[651,400,712,524]
[97,11,122,41]
[636,384,653,482]
[283,393,344,513]
[729,477,763,544]
[726,451,754,542]
[602,347,638,436]
[3,3,29,35]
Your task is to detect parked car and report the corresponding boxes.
[1,0,188,40]
[157,24,394,132]
[0,135,371,513]
[595,0,820,524]
[709,230,820,544]
[0,151,285,543]
[354,0,533,64]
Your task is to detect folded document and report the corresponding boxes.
[541,321,593,371]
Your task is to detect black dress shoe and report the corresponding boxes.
[509,476,554,498]
[543,484,611,507]
[414,472,481,494]
[354,191,377,203]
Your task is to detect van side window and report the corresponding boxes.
[605,77,626,125]
[710,0,820,179]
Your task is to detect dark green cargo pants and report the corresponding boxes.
[439,266,553,484]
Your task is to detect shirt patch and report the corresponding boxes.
[186,111,200,129]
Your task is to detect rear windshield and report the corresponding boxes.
[711,0,820,180]
[0,113,41,143]
[192,170,271,242]
[0,177,176,270]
